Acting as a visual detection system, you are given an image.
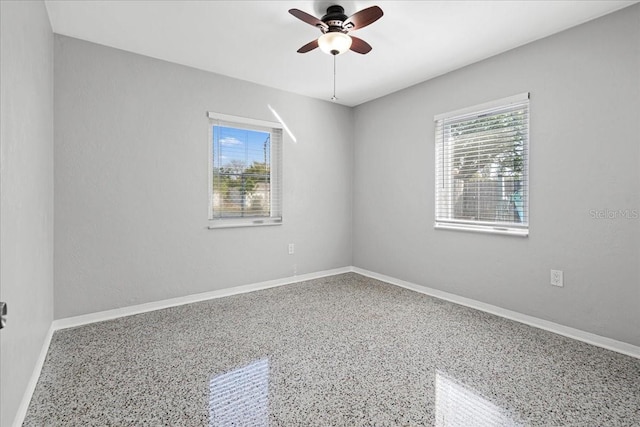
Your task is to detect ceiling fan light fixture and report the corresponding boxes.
[318,32,352,55]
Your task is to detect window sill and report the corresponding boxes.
[207,218,283,229]
[434,222,528,237]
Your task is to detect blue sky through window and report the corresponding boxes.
[213,126,270,171]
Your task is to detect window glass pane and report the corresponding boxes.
[212,126,271,219]
[435,95,529,235]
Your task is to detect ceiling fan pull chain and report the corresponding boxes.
[331,55,337,102]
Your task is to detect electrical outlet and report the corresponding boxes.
[550,270,563,287]
[288,243,295,255]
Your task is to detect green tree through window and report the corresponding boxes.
[449,110,526,222]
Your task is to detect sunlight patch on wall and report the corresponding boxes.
[268,105,297,143]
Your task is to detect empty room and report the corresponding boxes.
[1,0,639,425]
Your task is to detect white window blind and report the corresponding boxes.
[208,112,283,228]
[435,93,529,236]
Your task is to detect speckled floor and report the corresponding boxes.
[25,273,640,426]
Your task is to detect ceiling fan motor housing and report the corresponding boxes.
[322,5,348,33]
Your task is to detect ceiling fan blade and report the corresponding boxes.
[349,36,372,54]
[343,6,383,31]
[289,9,329,31]
[297,39,319,53]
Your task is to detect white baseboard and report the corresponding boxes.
[352,267,640,359]
[52,266,352,331]
[12,324,55,427]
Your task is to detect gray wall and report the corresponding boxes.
[54,36,353,319]
[353,5,640,346]
[0,1,55,426]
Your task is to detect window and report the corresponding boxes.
[208,112,283,228]
[434,93,529,236]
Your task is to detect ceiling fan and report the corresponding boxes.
[289,5,384,55]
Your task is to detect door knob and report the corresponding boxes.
[0,302,6,329]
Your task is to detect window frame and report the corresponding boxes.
[207,112,283,229]
[434,93,530,237]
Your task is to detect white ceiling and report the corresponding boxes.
[44,0,636,107]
